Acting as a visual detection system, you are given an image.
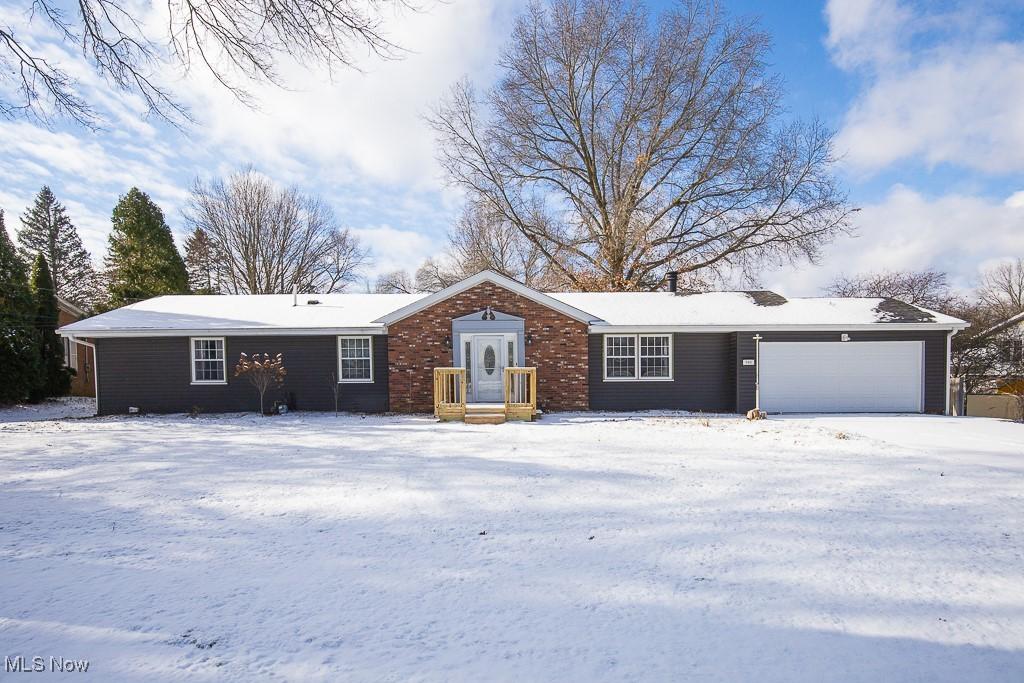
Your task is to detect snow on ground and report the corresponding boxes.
[0,397,96,423]
[0,409,1022,682]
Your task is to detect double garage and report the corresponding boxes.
[759,341,926,413]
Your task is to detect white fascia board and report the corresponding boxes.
[588,323,971,334]
[373,269,603,325]
[58,326,387,338]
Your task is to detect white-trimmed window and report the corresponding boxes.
[604,335,636,379]
[191,337,226,384]
[603,334,672,381]
[63,338,77,369]
[338,336,373,383]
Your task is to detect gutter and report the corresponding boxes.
[58,326,389,338]
[587,323,971,334]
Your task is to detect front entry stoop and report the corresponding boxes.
[464,403,507,425]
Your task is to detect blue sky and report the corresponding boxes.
[1,0,1022,295]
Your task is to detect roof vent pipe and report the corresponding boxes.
[292,283,298,307]
[666,271,678,293]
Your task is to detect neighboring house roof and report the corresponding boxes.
[59,270,969,337]
[979,310,1024,338]
[57,297,88,319]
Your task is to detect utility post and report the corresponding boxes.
[751,334,764,419]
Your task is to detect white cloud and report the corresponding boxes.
[824,0,913,70]
[766,186,1024,295]
[826,0,1024,174]
[0,121,189,255]
[175,1,520,191]
[1005,191,1024,208]
[351,224,440,281]
[0,1,521,275]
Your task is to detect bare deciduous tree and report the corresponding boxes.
[947,301,1006,394]
[319,229,369,293]
[412,259,459,293]
[977,258,1024,320]
[374,269,418,294]
[235,352,286,415]
[0,0,415,127]
[428,198,561,290]
[825,269,963,311]
[185,169,368,294]
[429,0,852,292]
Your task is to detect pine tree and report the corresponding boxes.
[29,254,71,399]
[184,226,220,294]
[0,210,43,403]
[105,188,190,307]
[17,186,101,308]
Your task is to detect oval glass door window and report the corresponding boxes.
[484,345,496,375]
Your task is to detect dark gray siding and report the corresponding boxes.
[734,330,949,414]
[96,335,388,415]
[588,333,734,412]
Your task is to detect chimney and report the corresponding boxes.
[292,283,298,307]
[666,271,678,293]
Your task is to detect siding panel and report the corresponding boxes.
[588,333,734,412]
[96,335,388,415]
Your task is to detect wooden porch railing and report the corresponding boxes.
[504,367,537,421]
[433,367,466,420]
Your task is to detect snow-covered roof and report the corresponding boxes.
[60,293,426,336]
[979,310,1024,338]
[548,291,967,329]
[60,272,967,337]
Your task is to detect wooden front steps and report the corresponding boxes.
[464,404,507,425]
[433,367,538,424]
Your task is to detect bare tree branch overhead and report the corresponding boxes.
[825,269,965,312]
[430,0,854,291]
[0,0,417,127]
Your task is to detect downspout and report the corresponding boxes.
[72,336,99,414]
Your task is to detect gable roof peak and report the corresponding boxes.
[373,269,602,325]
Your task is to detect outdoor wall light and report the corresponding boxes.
[444,335,452,348]
[526,333,534,345]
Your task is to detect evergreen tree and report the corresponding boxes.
[105,188,190,307]
[17,186,101,308]
[0,210,43,403]
[184,226,220,294]
[29,254,71,399]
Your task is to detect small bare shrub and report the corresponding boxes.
[235,353,287,415]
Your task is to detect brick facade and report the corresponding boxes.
[58,305,95,398]
[387,282,590,412]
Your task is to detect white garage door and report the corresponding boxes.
[759,341,924,413]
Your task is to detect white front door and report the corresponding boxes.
[472,334,505,402]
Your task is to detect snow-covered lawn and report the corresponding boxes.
[1,407,1022,682]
